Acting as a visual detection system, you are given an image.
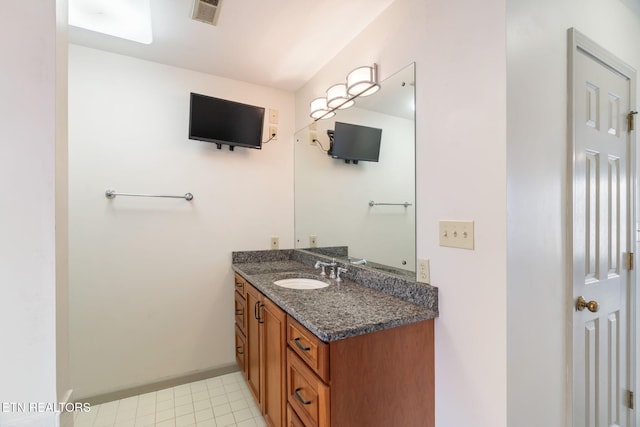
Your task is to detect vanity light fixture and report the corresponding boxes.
[347,64,380,97]
[310,97,336,120]
[326,84,355,110]
[309,63,379,120]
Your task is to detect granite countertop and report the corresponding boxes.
[232,251,438,342]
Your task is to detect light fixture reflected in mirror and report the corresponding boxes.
[347,64,379,97]
[310,97,336,120]
[326,84,355,109]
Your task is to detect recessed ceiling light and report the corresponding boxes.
[69,0,153,45]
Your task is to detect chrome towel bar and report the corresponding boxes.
[105,189,194,201]
[368,200,412,207]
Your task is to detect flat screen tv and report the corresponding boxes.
[189,92,265,150]
[329,122,382,164]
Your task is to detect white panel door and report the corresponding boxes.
[571,30,635,427]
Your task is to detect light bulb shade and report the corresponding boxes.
[310,97,336,120]
[347,64,380,97]
[326,84,355,109]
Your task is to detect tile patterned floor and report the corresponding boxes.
[74,372,266,427]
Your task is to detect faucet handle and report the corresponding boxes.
[314,261,327,276]
[336,267,348,282]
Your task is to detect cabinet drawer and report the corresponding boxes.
[287,317,329,382]
[234,273,246,296]
[287,403,306,427]
[287,349,330,427]
[234,291,247,335]
[235,325,247,375]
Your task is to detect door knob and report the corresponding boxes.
[576,296,599,313]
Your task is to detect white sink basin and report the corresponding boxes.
[273,278,329,290]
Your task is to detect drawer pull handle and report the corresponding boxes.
[235,282,243,288]
[293,338,311,351]
[294,388,312,405]
[235,309,243,315]
[236,346,244,355]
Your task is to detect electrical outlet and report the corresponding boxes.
[439,220,474,250]
[269,126,278,141]
[270,236,279,250]
[309,235,317,248]
[417,258,430,283]
[309,132,317,145]
[269,108,279,124]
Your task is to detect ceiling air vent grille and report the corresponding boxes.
[192,0,221,26]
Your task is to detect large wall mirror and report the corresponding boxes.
[294,63,416,275]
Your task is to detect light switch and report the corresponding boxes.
[439,220,474,250]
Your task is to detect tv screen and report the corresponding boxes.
[330,122,382,163]
[189,92,265,150]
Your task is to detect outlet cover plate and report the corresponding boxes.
[270,236,279,250]
[417,258,430,283]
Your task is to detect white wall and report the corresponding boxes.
[506,0,640,426]
[0,1,68,426]
[295,0,508,425]
[68,45,295,398]
[294,107,415,270]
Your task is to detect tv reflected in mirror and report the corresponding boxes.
[329,122,382,164]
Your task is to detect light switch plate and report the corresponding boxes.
[439,220,474,250]
[269,108,279,124]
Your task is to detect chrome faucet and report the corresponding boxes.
[315,258,337,278]
[348,257,367,265]
[336,267,348,282]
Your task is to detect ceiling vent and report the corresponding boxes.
[192,0,222,26]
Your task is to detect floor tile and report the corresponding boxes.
[213,413,235,427]
[210,395,228,407]
[194,408,214,423]
[175,394,193,408]
[192,390,210,403]
[212,403,232,417]
[225,391,244,403]
[228,400,247,412]
[156,399,174,412]
[232,408,253,423]
[77,373,263,427]
[156,407,176,422]
[175,413,196,427]
[155,419,176,427]
[175,403,195,417]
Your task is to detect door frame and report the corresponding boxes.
[567,27,638,426]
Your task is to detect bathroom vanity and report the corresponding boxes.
[232,249,438,427]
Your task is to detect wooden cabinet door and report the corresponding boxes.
[245,283,262,404]
[262,298,286,427]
